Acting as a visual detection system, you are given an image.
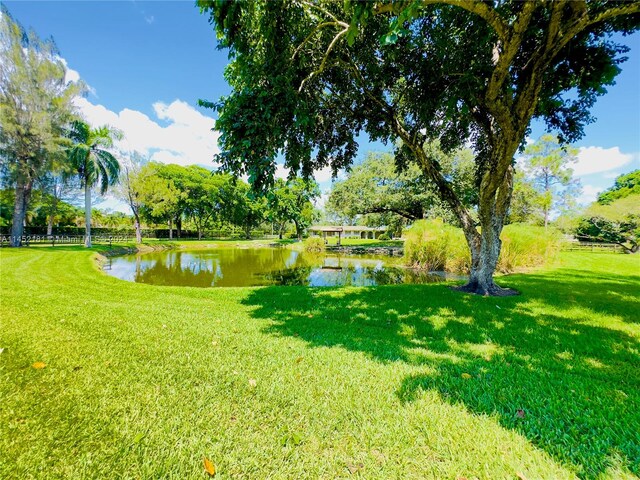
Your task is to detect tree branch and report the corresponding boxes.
[374,0,509,42]
[293,22,345,59]
[589,2,640,26]
[298,0,349,28]
[298,26,349,92]
[391,113,478,238]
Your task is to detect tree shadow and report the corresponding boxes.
[241,270,640,479]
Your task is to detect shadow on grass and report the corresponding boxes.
[242,269,640,479]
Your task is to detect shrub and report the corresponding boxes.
[404,219,563,273]
[303,236,325,253]
[378,233,390,241]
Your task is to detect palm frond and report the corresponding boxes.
[97,160,109,195]
[94,149,121,194]
[68,120,90,144]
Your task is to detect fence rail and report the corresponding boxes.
[0,233,282,247]
[563,242,622,252]
[0,235,134,247]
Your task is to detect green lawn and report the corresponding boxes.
[1,247,638,479]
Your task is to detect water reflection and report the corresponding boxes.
[105,248,463,288]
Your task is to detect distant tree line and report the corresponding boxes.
[0,8,319,246]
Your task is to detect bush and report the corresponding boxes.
[378,233,391,241]
[404,219,562,273]
[303,236,325,253]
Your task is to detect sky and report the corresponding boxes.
[5,1,640,211]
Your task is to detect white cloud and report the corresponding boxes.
[574,146,633,176]
[577,184,603,205]
[73,97,220,167]
[315,166,334,184]
[56,57,84,88]
[275,164,290,180]
[315,191,330,209]
[603,171,621,179]
[273,163,342,186]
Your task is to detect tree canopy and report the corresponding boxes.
[577,194,640,254]
[199,0,640,294]
[0,7,82,245]
[327,147,476,232]
[597,169,640,205]
[268,177,319,239]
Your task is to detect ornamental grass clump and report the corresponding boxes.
[405,220,562,273]
[303,236,325,253]
[497,224,563,273]
[404,219,464,270]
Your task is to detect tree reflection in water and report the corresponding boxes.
[106,248,464,287]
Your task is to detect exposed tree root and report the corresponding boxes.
[452,281,519,297]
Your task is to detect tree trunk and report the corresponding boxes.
[46,188,60,236]
[454,158,518,296]
[46,214,54,236]
[198,225,202,240]
[10,178,32,247]
[294,220,302,241]
[176,216,181,238]
[133,212,142,244]
[543,208,549,228]
[456,220,508,296]
[84,182,92,248]
[169,218,173,240]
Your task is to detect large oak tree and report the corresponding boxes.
[198,0,640,295]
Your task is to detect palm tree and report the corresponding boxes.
[66,120,121,247]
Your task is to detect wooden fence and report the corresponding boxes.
[563,241,622,253]
[0,234,135,247]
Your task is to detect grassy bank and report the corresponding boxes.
[1,246,638,479]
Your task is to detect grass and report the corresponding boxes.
[1,245,639,479]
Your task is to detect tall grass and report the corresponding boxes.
[404,219,468,271]
[404,219,563,273]
[303,236,326,253]
[497,223,563,273]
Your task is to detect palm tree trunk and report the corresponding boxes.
[84,182,92,248]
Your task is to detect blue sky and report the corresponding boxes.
[5,1,640,209]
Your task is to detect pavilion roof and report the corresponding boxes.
[309,225,386,232]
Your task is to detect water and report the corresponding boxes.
[103,247,463,288]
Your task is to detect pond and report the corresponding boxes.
[103,247,464,288]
